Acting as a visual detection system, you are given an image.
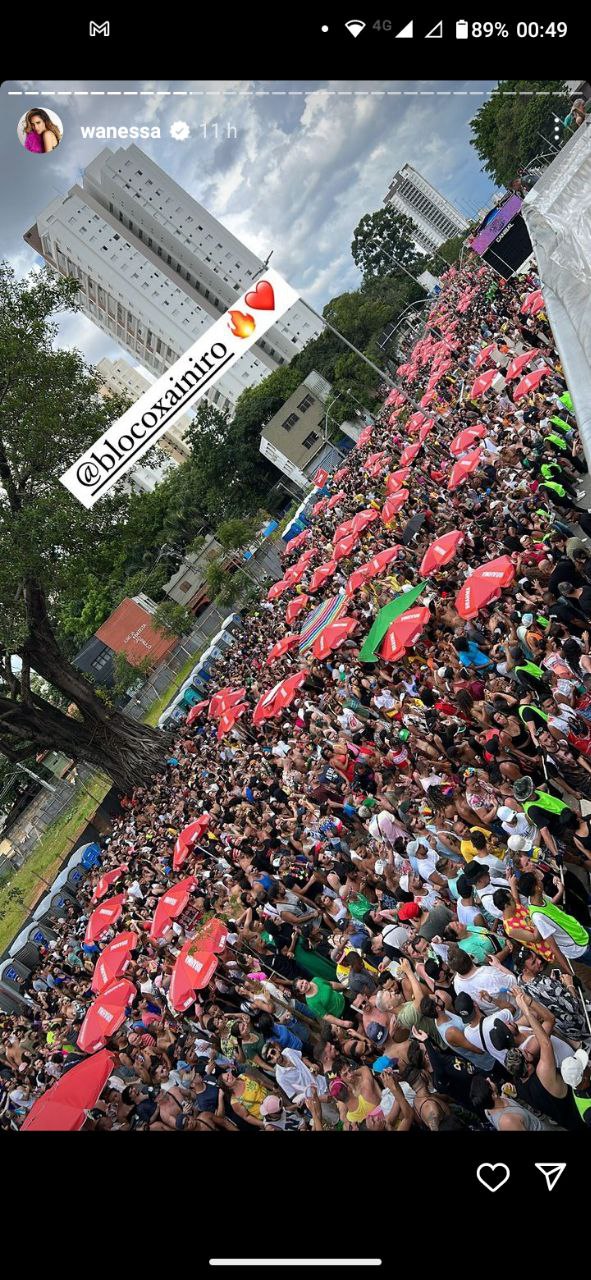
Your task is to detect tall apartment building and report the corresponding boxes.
[97,355,191,464]
[24,143,321,416]
[384,163,469,254]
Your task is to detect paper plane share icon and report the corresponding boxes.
[535,1163,566,1191]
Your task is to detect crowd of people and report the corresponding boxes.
[4,253,591,1133]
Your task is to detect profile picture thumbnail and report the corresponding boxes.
[17,107,63,155]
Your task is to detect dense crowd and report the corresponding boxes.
[4,254,591,1133]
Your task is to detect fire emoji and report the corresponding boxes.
[228,310,256,339]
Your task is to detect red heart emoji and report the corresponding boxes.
[245,280,275,311]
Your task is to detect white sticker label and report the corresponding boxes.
[61,269,300,507]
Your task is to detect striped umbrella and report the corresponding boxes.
[298,592,347,652]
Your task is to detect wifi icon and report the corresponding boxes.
[345,18,366,36]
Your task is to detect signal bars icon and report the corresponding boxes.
[345,19,366,37]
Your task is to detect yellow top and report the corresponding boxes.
[346,1093,376,1124]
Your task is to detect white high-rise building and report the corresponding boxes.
[24,143,321,416]
[384,163,469,254]
[97,356,191,464]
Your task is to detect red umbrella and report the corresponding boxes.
[474,344,497,368]
[91,932,138,995]
[326,490,346,510]
[529,294,546,316]
[173,814,210,871]
[419,529,465,577]
[385,468,411,494]
[367,545,402,575]
[77,978,137,1054]
[312,617,358,660]
[169,943,219,1013]
[149,876,198,942]
[521,289,544,315]
[286,595,309,624]
[267,579,289,601]
[399,442,421,467]
[455,556,515,619]
[312,497,329,516]
[333,466,349,483]
[333,533,359,562]
[450,425,486,457]
[285,529,311,553]
[505,350,535,381]
[272,670,307,713]
[420,390,436,409]
[84,895,126,946]
[448,448,481,490]
[513,367,553,399]
[364,450,388,473]
[388,408,404,425]
[186,700,210,725]
[282,561,302,585]
[350,508,380,535]
[386,389,404,407]
[197,917,230,954]
[407,411,426,434]
[380,607,431,662]
[21,1049,116,1131]
[266,634,300,665]
[309,561,338,592]
[345,564,374,596]
[419,418,436,443]
[217,702,248,740]
[356,425,374,448]
[470,369,497,397]
[92,865,128,903]
[333,518,355,543]
[252,679,284,726]
[381,490,409,523]
[208,688,246,720]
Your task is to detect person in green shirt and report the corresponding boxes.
[443,918,498,964]
[294,976,351,1026]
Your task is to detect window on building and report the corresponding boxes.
[297,393,315,412]
[302,431,320,450]
[282,413,299,432]
[91,652,111,673]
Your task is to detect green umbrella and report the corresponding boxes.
[359,583,426,664]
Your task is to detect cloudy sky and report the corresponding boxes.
[1,78,499,368]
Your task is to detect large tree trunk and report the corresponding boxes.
[0,582,174,791]
[0,691,172,791]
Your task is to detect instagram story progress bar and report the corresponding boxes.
[209,1262,382,1268]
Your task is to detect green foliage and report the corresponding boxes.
[216,516,257,551]
[113,652,152,701]
[351,206,421,281]
[153,600,193,638]
[206,557,227,600]
[470,79,570,188]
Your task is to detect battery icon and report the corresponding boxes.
[456,19,469,37]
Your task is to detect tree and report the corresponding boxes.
[470,79,570,188]
[153,600,193,638]
[351,207,421,282]
[216,517,256,551]
[205,558,227,600]
[112,652,152,702]
[0,263,171,789]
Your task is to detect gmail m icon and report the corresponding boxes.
[89,19,110,35]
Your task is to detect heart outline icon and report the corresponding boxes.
[245,280,275,310]
[476,1163,511,1193]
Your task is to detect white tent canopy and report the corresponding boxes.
[523,123,591,464]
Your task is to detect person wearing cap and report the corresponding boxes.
[503,989,586,1130]
[560,1049,591,1124]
